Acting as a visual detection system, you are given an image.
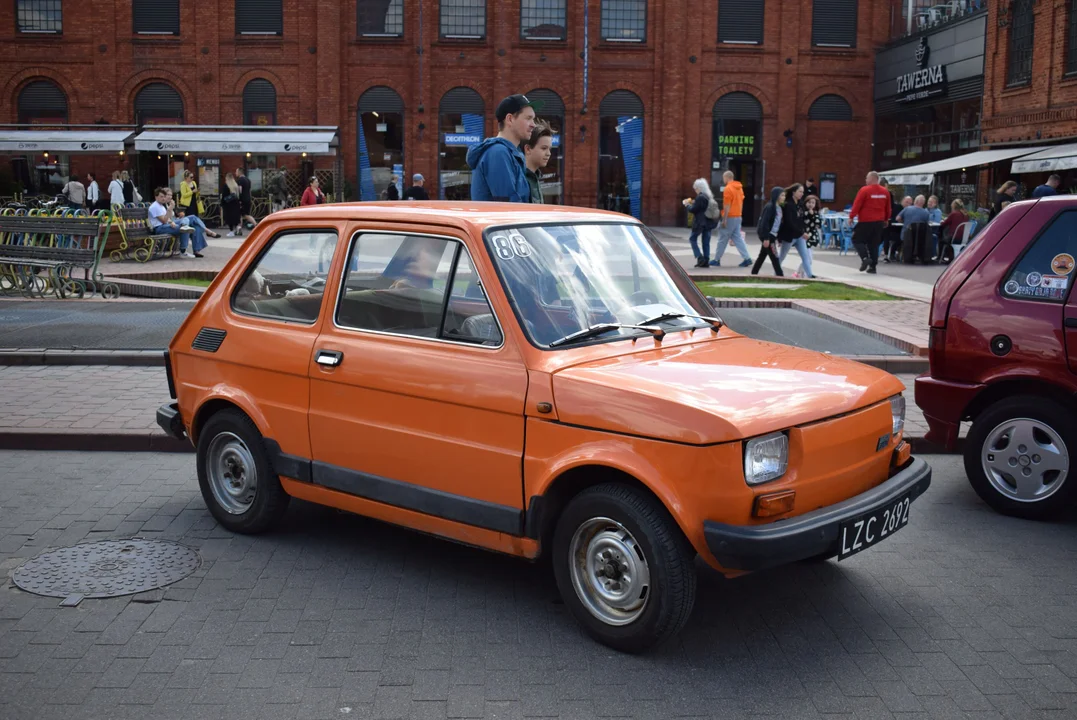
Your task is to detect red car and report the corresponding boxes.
[916,195,1076,518]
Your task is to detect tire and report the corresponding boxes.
[964,396,1075,520]
[552,483,697,653]
[196,409,289,533]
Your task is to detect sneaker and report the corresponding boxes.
[178,252,193,259]
[695,257,708,268]
[738,259,753,268]
[227,232,235,237]
[867,266,877,274]
[883,257,891,264]
[194,253,204,258]
[859,259,869,272]
[709,259,721,267]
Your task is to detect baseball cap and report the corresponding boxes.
[495,94,542,123]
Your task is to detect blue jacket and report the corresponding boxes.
[1031,184,1057,198]
[466,137,530,202]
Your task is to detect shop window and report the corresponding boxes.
[236,0,283,35]
[1007,0,1034,87]
[601,0,646,43]
[718,0,763,45]
[808,94,853,121]
[812,0,857,48]
[17,0,61,33]
[1068,0,1077,75]
[17,80,68,123]
[521,0,566,40]
[133,0,178,34]
[358,0,403,37]
[440,0,486,39]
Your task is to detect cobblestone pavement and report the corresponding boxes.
[0,366,929,441]
[1,452,1076,719]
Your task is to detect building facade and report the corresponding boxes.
[1,0,892,224]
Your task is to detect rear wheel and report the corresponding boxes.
[552,483,696,653]
[196,409,289,533]
[964,397,1075,519]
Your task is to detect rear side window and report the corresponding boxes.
[336,233,502,346]
[1001,211,1076,304]
[232,230,339,323]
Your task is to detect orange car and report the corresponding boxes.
[157,203,930,652]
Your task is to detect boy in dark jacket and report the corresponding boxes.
[752,187,786,276]
[466,94,538,202]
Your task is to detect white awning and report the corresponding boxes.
[880,147,1050,186]
[0,130,133,153]
[1011,143,1077,173]
[133,127,338,155]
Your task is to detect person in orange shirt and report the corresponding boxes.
[711,171,753,267]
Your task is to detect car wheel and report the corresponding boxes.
[552,483,696,653]
[196,409,289,533]
[964,397,1075,519]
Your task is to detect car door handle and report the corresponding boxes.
[1066,318,1077,329]
[315,350,343,367]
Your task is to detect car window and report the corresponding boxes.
[1001,211,1077,304]
[232,230,339,323]
[337,233,501,345]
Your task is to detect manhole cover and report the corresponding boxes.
[12,539,201,599]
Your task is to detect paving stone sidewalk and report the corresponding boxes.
[0,452,1075,720]
[0,366,930,444]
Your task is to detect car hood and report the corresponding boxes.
[550,336,904,444]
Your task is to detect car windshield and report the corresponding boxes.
[483,223,714,348]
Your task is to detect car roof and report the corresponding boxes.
[266,201,638,233]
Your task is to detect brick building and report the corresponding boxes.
[0,0,891,224]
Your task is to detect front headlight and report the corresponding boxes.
[744,432,788,486]
[890,395,906,438]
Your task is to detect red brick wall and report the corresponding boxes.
[982,0,1077,146]
[0,0,891,224]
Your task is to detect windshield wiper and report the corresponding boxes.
[548,323,666,348]
[638,311,725,332]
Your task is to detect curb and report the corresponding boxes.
[0,429,959,455]
[0,349,164,366]
[0,431,191,453]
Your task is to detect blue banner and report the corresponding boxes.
[358,120,375,201]
[619,116,643,219]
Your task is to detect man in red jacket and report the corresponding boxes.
[849,171,892,274]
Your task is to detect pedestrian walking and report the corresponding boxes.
[777,183,814,278]
[1031,174,1060,198]
[682,178,720,267]
[267,168,289,212]
[990,180,1017,220]
[62,175,86,210]
[711,171,753,267]
[403,174,429,200]
[108,171,125,208]
[849,171,891,274]
[120,170,137,204]
[301,176,327,205]
[751,187,786,276]
[386,174,400,201]
[234,167,258,229]
[85,173,102,211]
[522,120,553,204]
[221,173,243,237]
[466,93,537,202]
[801,194,822,277]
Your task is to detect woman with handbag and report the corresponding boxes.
[300,176,327,206]
[681,178,720,268]
[221,173,243,237]
[178,170,202,218]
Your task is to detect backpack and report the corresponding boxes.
[756,205,770,240]
[703,195,721,221]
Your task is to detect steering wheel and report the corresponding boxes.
[628,290,659,306]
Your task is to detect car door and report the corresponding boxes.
[1061,251,1077,374]
[306,226,530,535]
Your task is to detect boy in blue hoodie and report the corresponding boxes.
[466,94,538,202]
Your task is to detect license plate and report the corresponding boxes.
[837,493,911,560]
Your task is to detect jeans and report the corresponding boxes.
[779,237,813,277]
[688,224,712,260]
[155,222,206,254]
[177,216,209,253]
[713,216,751,262]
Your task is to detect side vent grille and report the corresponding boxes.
[192,327,227,353]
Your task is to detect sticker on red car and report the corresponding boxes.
[1041,275,1069,290]
[1051,253,1074,275]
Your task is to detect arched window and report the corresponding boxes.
[526,88,566,204]
[712,92,763,222]
[358,86,406,200]
[438,88,486,200]
[243,79,277,125]
[808,94,853,121]
[17,80,68,123]
[598,90,644,218]
[134,82,184,125]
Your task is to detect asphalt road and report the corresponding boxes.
[0,452,1074,719]
[0,300,907,356]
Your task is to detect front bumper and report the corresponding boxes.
[156,402,186,440]
[703,457,932,572]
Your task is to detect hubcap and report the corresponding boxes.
[207,432,257,514]
[982,418,1069,503]
[568,517,650,626]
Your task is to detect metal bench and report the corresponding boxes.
[110,207,178,263]
[0,211,118,298]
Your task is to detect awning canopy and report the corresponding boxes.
[0,129,133,153]
[880,147,1049,186]
[1010,143,1077,174]
[133,126,338,155]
